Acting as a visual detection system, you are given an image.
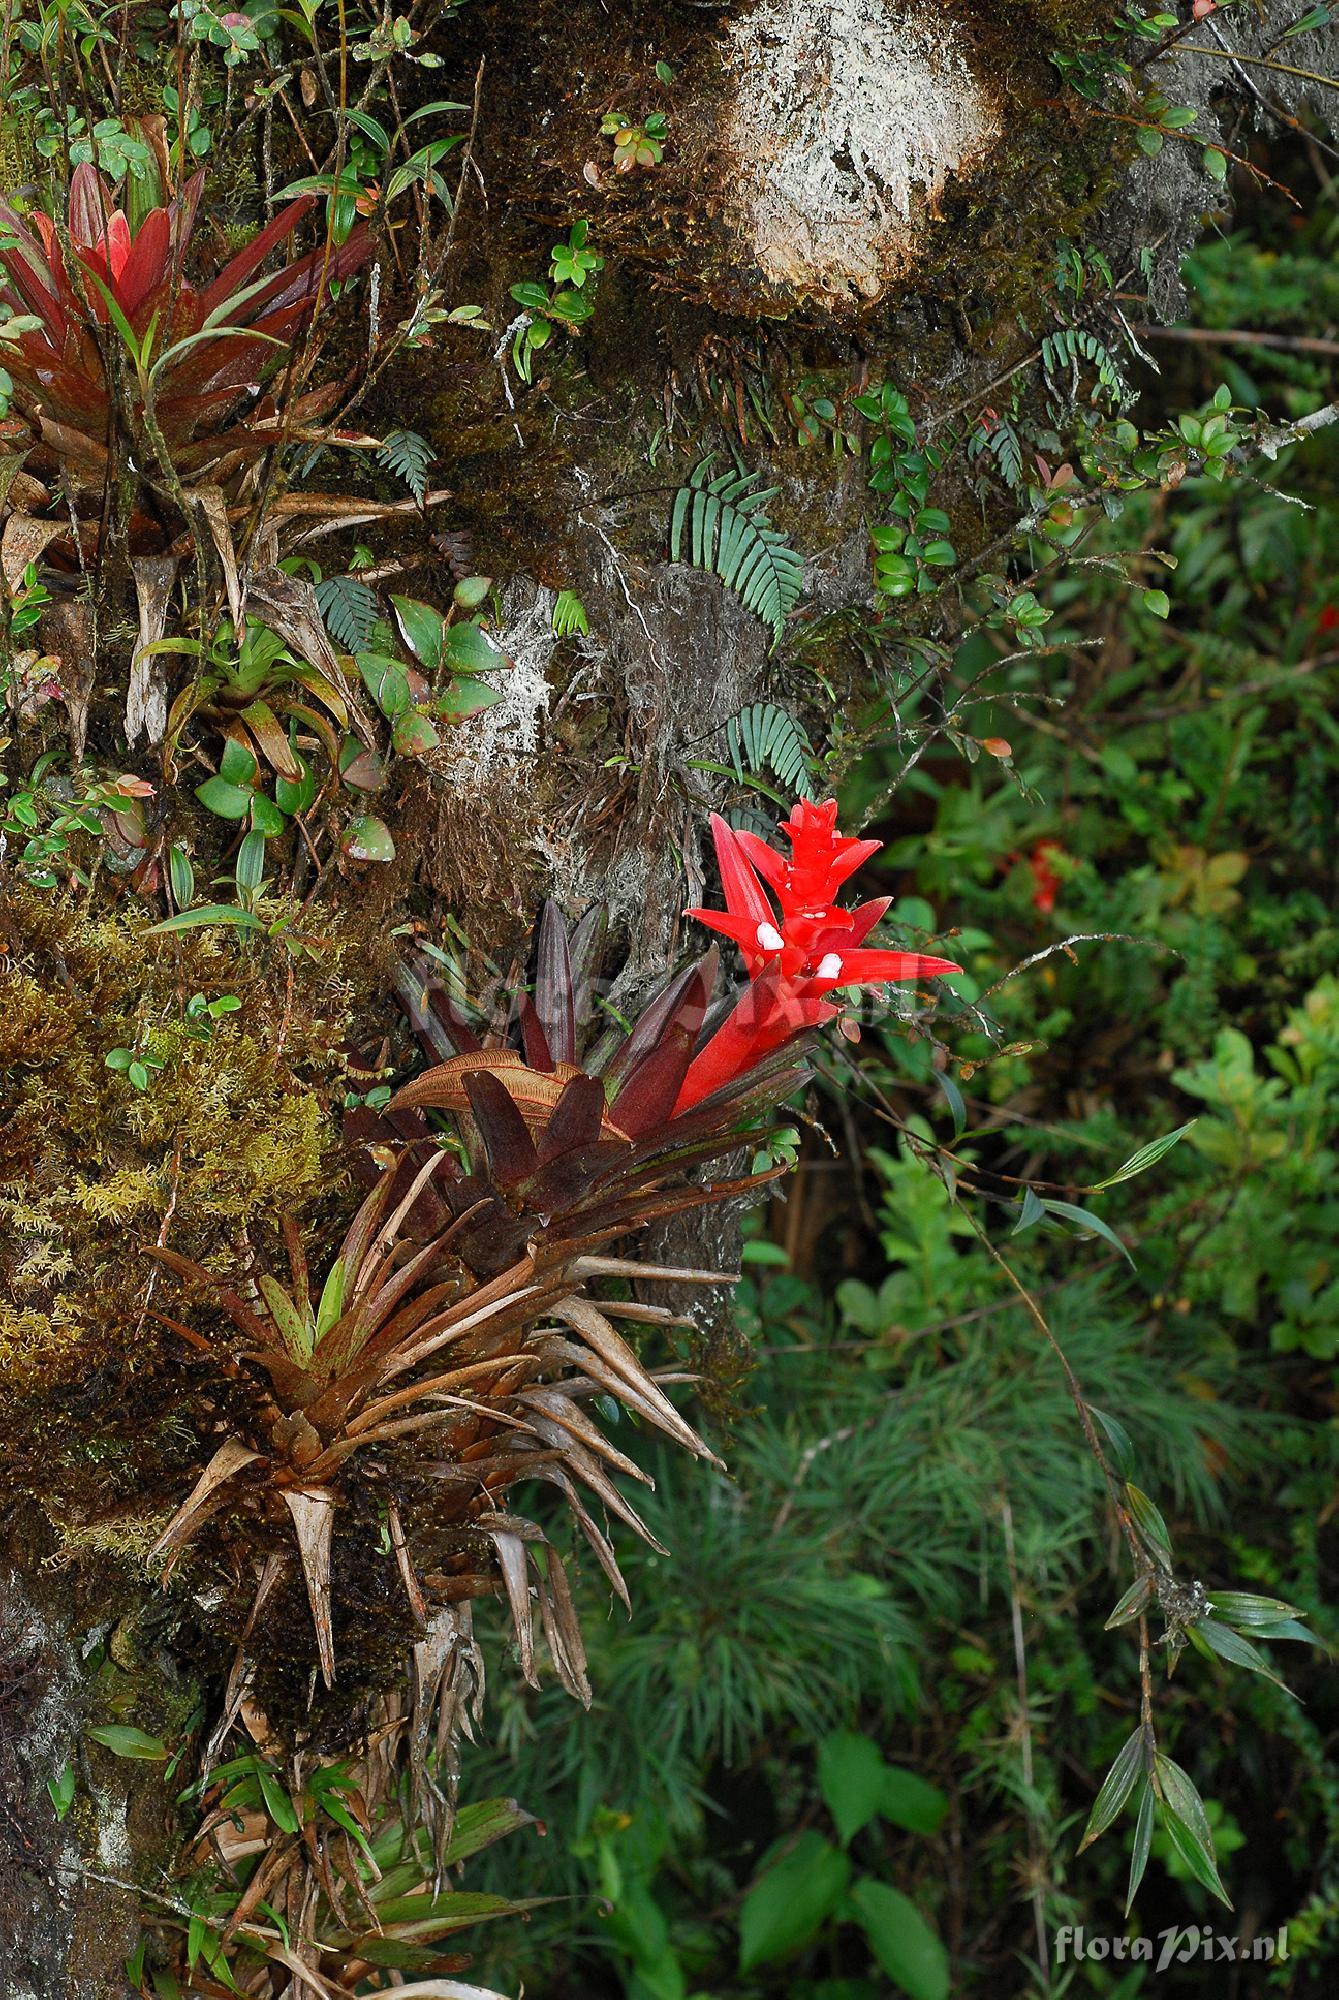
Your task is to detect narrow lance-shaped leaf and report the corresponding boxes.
[85,1725,168,1760]
[314,1257,347,1345]
[1126,1777,1155,1915]
[1160,1801,1233,1908]
[1206,1590,1303,1626]
[258,1274,313,1364]
[1090,1121,1197,1190]
[1040,1195,1136,1267]
[1011,1185,1046,1235]
[1079,1725,1148,1851]
[1154,1753,1232,1908]
[1124,1483,1174,1565]
[1089,1402,1136,1479]
[255,1765,299,1833]
[144,904,266,934]
[1105,1572,1154,1629]
[1247,1616,1315,1643]
[1186,1618,1293,1692]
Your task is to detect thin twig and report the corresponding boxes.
[978,931,1180,1001]
[1197,13,1339,166]
[1079,101,1302,205]
[770,1427,859,1536]
[958,1209,1138,1564]
[1079,647,1339,726]
[1001,1496,1051,1993]
[1164,41,1339,91]
[134,1143,182,1339]
[1134,323,1339,359]
[923,347,1043,436]
[958,1208,1160,1761]
[1253,398,1339,460]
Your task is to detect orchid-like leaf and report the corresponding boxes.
[314,1257,347,1345]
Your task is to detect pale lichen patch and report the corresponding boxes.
[722,0,1001,302]
[445,587,553,792]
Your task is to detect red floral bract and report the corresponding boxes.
[676,799,960,1110]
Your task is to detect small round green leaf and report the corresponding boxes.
[194,776,254,821]
[341,814,396,863]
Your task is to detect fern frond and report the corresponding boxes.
[316,574,379,651]
[969,416,1025,490]
[1042,327,1127,409]
[669,458,804,646]
[552,589,589,639]
[377,427,436,502]
[727,701,817,801]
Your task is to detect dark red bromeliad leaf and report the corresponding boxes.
[0,163,370,471]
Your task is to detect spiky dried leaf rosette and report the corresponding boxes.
[146,801,958,1759]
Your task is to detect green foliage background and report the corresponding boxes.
[458,169,1339,2000]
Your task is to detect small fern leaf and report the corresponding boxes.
[728,701,816,800]
[552,589,589,638]
[696,490,721,570]
[986,418,1024,490]
[726,713,743,772]
[377,427,435,502]
[669,484,694,561]
[1042,327,1126,409]
[316,574,379,651]
[726,800,776,840]
[669,458,803,645]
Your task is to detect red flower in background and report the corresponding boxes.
[1028,838,1064,917]
[676,800,960,1110]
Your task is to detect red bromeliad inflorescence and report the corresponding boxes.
[370,798,959,1230]
[675,799,960,1111]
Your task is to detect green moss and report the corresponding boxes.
[0,888,355,1433]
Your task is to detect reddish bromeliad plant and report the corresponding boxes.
[0,163,370,525]
[147,802,958,1761]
